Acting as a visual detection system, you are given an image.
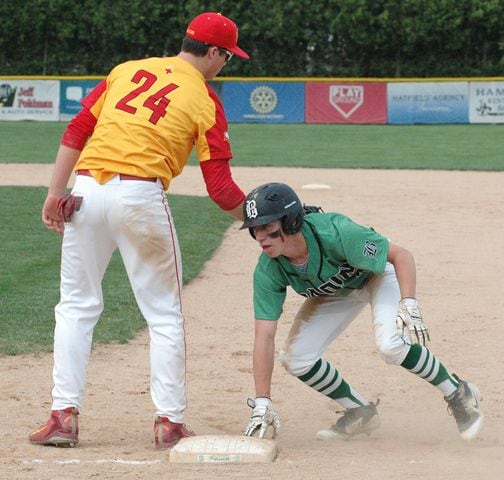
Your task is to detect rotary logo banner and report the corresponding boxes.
[222,82,304,123]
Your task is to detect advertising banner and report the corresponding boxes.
[305,82,387,124]
[0,80,60,121]
[469,81,504,124]
[223,82,304,123]
[388,82,468,124]
[60,80,101,120]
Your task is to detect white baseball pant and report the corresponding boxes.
[51,174,187,422]
[279,263,409,375]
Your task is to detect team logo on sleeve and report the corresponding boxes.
[246,199,258,219]
[363,240,378,258]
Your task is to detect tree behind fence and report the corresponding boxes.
[1,0,502,77]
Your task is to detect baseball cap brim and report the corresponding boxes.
[227,46,249,60]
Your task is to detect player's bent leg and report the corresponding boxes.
[375,331,410,365]
[29,407,79,447]
[280,356,368,407]
[391,344,484,440]
[400,344,459,393]
[280,354,380,440]
[280,294,378,439]
[368,262,409,366]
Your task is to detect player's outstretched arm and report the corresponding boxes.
[252,319,277,398]
[224,201,244,221]
[199,159,245,220]
[244,319,280,438]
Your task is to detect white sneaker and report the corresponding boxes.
[317,402,380,440]
[445,375,483,441]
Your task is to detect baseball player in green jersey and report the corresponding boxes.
[241,183,483,442]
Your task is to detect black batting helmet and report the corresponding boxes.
[240,183,304,235]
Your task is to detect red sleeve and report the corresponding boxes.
[81,80,106,110]
[200,159,245,211]
[61,80,106,151]
[204,84,232,160]
[61,106,97,151]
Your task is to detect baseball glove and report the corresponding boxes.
[57,193,83,223]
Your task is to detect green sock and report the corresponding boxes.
[401,344,459,396]
[296,358,368,409]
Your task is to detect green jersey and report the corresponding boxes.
[253,213,389,320]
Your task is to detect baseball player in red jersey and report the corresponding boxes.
[30,12,248,450]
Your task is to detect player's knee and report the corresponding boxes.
[278,349,308,376]
[377,337,409,365]
[278,349,293,372]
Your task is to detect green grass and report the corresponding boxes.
[1,121,503,170]
[0,121,66,162]
[228,124,504,170]
[0,187,234,355]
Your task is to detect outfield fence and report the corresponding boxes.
[0,76,503,124]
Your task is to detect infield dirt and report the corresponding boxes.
[1,165,503,479]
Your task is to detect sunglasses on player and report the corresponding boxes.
[217,47,234,63]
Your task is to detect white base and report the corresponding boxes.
[301,183,331,190]
[169,435,279,463]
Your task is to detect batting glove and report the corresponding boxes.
[244,397,280,439]
[57,193,83,223]
[396,298,430,346]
